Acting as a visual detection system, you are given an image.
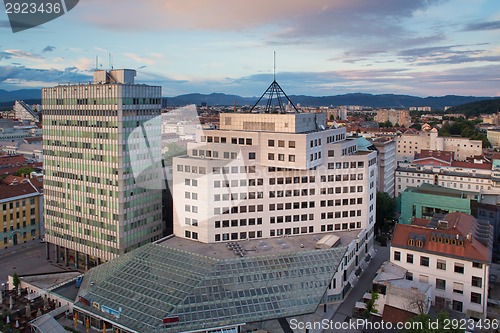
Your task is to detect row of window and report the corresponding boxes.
[320,210,362,219]
[214,218,263,228]
[214,230,263,241]
[394,252,481,274]
[270,226,315,236]
[321,222,362,231]
[3,229,36,244]
[268,139,296,148]
[201,136,253,146]
[2,198,36,210]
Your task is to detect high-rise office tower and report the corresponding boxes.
[42,69,163,268]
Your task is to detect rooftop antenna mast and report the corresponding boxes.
[95,56,98,71]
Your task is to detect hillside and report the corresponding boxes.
[446,98,500,117]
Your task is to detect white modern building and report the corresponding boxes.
[390,212,492,319]
[172,99,378,301]
[13,100,40,122]
[372,138,397,197]
[42,69,164,267]
[397,124,482,162]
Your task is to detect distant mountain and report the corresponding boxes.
[0,89,41,103]
[165,93,257,108]
[0,88,495,110]
[165,93,494,109]
[447,98,500,117]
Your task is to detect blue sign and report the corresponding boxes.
[101,305,120,319]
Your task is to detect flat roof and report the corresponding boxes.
[404,183,473,198]
[160,231,360,260]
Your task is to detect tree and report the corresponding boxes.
[364,291,379,319]
[12,272,20,290]
[375,192,396,234]
[402,312,463,333]
[14,167,35,177]
[162,143,187,166]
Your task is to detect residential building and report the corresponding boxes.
[1,175,43,249]
[395,159,499,198]
[42,69,164,268]
[374,109,410,128]
[372,138,397,197]
[409,106,431,112]
[390,212,492,319]
[13,100,40,122]
[396,124,482,162]
[483,112,500,126]
[398,183,472,224]
[372,261,432,323]
[487,128,500,148]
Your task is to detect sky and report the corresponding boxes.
[0,0,499,97]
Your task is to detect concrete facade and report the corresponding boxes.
[42,69,164,266]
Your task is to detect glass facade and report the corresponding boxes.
[76,242,347,333]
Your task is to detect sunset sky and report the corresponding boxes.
[1,0,499,97]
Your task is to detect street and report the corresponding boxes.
[323,244,390,333]
[0,240,67,287]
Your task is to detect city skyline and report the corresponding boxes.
[1,0,500,97]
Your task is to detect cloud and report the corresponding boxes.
[398,44,500,65]
[0,65,91,87]
[0,49,44,60]
[42,46,56,52]
[464,20,500,31]
[77,0,443,39]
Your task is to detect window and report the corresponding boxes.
[471,276,482,288]
[249,152,256,160]
[278,140,285,147]
[436,259,446,270]
[393,251,401,261]
[405,272,413,281]
[289,155,295,162]
[436,278,446,290]
[452,300,463,312]
[470,292,481,304]
[407,254,413,264]
[420,256,429,267]
[454,263,464,274]
[472,262,482,269]
[453,282,463,294]
[268,153,274,160]
[268,140,274,147]
[289,141,295,148]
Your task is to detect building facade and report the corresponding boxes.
[42,69,164,267]
[1,176,43,249]
[172,111,378,301]
[487,129,500,148]
[398,183,472,224]
[396,124,482,162]
[372,138,396,197]
[374,109,410,128]
[395,160,499,198]
[391,213,492,319]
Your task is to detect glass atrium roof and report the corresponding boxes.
[76,243,346,333]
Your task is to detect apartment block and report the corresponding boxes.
[374,109,410,128]
[1,175,43,249]
[395,159,499,198]
[397,124,482,162]
[42,69,164,268]
[390,212,492,319]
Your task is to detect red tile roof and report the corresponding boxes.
[393,212,490,263]
[0,154,27,167]
[0,177,41,201]
[451,161,492,170]
[414,150,454,163]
